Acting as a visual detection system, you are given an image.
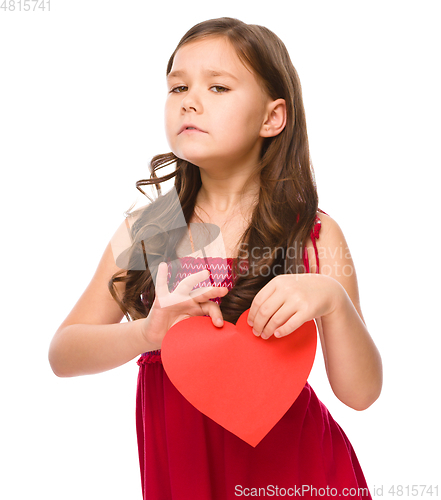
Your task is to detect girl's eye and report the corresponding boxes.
[211,86,228,93]
[171,86,188,93]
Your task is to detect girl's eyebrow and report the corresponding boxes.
[167,69,239,81]
[205,69,239,81]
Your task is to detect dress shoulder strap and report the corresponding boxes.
[303,213,323,274]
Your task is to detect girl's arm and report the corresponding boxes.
[312,214,382,411]
[49,244,227,377]
[49,242,147,377]
[247,213,382,411]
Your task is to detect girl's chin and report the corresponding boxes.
[173,153,215,169]
[172,149,239,171]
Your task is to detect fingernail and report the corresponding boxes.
[252,328,260,337]
[215,318,223,327]
[248,320,253,327]
[274,331,281,338]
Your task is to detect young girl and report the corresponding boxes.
[49,17,382,500]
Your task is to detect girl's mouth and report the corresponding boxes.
[179,124,207,134]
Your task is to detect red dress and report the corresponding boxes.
[136,217,372,499]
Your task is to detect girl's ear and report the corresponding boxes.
[260,99,287,138]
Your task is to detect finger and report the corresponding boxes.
[260,304,300,339]
[173,269,211,295]
[251,292,283,337]
[273,312,310,338]
[189,286,228,302]
[247,280,276,326]
[157,285,227,309]
[154,262,170,297]
[199,300,225,328]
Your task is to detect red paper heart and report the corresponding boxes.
[162,309,317,447]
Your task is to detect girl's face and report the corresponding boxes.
[165,37,274,174]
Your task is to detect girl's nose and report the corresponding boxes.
[181,90,201,113]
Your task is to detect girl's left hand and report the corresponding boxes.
[247,273,344,339]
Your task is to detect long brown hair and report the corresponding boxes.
[109,17,318,323]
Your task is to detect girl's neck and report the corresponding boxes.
[196,168,260,216]
[187,168,259,258]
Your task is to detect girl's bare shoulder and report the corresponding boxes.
[316,211,347,245]
[305,211,362,307]
[304,211,347,272]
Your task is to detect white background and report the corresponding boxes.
[1,1,440,498]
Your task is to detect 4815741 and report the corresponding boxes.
[0,0,50,11]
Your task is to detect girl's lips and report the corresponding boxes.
[179,124,207,134]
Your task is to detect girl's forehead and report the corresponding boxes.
[169,37,251,77]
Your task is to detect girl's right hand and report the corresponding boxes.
[141,262,228,349]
